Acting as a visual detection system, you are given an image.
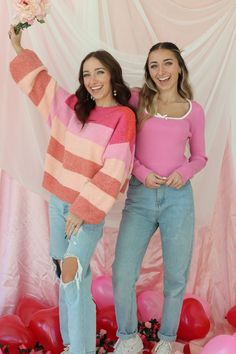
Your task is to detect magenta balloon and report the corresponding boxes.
[201,335,236,354]
[91,275,114,310]
[137,290,164,322]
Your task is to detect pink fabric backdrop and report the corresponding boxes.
[0,0,236,343]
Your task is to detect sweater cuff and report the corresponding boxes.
[132,165,153,184]
[174,166,191,184]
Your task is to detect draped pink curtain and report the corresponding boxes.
[0,0,236,342]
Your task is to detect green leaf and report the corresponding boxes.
[14,22,31,34]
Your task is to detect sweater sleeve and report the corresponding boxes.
[9,49,68,127]
[70,109,136,223]
[132,158,153,184]
[175,103,208,183]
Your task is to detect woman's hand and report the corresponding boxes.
[145,172,167,188]
[8,25,23,54]
[65,211,83,239]
[166,171,184,189]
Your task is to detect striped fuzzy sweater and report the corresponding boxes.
[10,49,136,223]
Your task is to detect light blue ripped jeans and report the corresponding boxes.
[112,176,194,342]
[49,194,104,354]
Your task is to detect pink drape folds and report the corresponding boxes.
[0,171,58,314]
[0,0,236,338]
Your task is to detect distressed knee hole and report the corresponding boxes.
[61,256,82,285]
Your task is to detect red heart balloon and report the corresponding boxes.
[226,305,236,328]
[96,306,117,340]
[29,307,63,354]
[0,314,35,347]
[16,296,48,326]
[177,298,210,341]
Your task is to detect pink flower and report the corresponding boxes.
[99,328,107,336]
[98,347,106,354]
[144,321,152,329]
[13,0,50,25]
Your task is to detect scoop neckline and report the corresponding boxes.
[154,99,192,120]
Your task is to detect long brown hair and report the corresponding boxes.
[139,42,193,122]
[74,50,136,125]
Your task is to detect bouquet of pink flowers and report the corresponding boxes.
[13,0,50,34]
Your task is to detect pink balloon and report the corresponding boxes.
[137,290,164,322]
[201,335,236,354]
[91,275,114,310]
[184,293,211,319]
[0,314,35,347]
[16,296,48,326]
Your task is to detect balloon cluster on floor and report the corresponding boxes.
[0,276,236,353]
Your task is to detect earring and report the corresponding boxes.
[90,95,95,100]
[113,89,117,96]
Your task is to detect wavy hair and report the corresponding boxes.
[74,50,136,125]
[139,42,193,122]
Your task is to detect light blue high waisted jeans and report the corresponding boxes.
[49,194,104,354]
[112,176,194,342]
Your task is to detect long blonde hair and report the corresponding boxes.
[138,42,193,124]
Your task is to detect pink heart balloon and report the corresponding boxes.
[16,296,48,326]
[137,290,164,322]
[201,335,236,354]
[29,307,63,354]
[0,314,35,347]
[91,275,114,310]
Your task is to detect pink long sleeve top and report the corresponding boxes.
[131,91,207,184]
[10,50,136,223]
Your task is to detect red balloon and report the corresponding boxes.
[96,306,117,340]
[183,343,191,354]
[0,314,35,347]
[226,305,236,328]
[140,335,154,352]
[16,296,48,326]
[92,276,114,310]
[29,307,63,354]
[177,298,210,341]
[5,346,20,354]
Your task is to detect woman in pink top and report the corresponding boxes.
[8,26,136,354]
[112,42,207,354]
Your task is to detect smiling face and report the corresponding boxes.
[148,48,181,93]
[82,57,114,107]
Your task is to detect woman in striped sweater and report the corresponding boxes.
[9,26,136,354]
